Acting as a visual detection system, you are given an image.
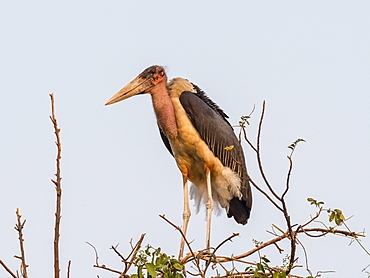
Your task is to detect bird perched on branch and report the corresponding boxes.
[105,65,252,258]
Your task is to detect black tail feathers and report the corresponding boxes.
[227,197,251,225]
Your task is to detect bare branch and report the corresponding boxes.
[240,126,257,153]
[49,93,63,278]
[247,175,283,212]
[86,242,122,274]
[159,215,205,277]
[86,242,99,266]
[282,155,293,200]
[93,265,122,274]
[214,233,239,253]
[14,209,28,278]
[120,234,146,277]
[87,234,145,278]
[0,260,17,278]
[255,101,281,201]
[67,260,71,278]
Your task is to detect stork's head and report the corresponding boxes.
[105,65,166,105]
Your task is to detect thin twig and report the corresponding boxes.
[159,215,204,277]
[240,126,257,153]
[255,101,281,201]
[247,174,283,212]
[296,238,313,277]
[67,260,71,278]
[86,242,123,275]
[49,93,62,278]
[301,227,363,238]
[120,234,146,277]
[203,233,241,274]
[0,260,17,278]
[216,226,362,263]
[342,222,370,257]
[111,244,126,261]
[86,242,99,266]
[93,265,122,274]
[214,233,240,253]
[282,155,293,199]
[14,209,28,278]
[300,208,323,229]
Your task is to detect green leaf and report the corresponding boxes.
[257,262,265,272]
[131,275,138,278]
[145,263,157,278]
[175,273,184,278]
[138,265,143,278]
[329,211,335,222]
[273,272,287,278]
[172,261,183,271]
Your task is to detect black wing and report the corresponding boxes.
[158,125,173,156]
[179,91,252,224]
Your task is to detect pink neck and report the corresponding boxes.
[150,81,178,139]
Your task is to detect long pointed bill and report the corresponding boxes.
[105,75,154,105]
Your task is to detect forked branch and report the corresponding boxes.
[14,209,28,278]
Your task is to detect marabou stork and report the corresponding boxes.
[105,65,252,258]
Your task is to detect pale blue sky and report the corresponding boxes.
[1,1,370,277]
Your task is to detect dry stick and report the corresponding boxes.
[296,237,313,277]
[301,227,362,238]
[67,261,71,278]
[86,242,122,275]
[247,174,283,212]
[255,101,281,201]
[281,155,295,274]
[49,93,62,278]
[111,245,126,261]
[240,125,283,212]
[216,227,362,263]
[120,233,146,277]
[213,233,239,254]
[14,209,28,278]
[254,101,295,273]
[86,235,145,278]
[0,260,17,278]
[203,233,241,274]
[239,123,257,153]
[159,215,205,277]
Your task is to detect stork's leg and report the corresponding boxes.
[179,174,191,260]
[205,167,213,251]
